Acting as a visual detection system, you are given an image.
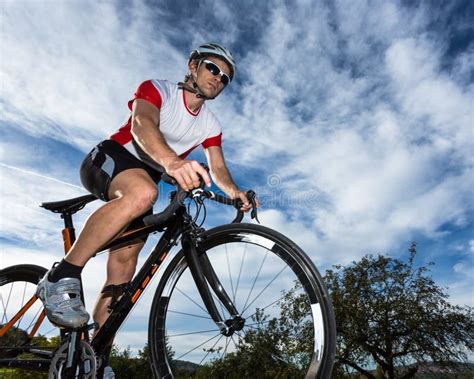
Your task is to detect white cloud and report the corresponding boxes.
[1,1,187,151]
[215,2,474,265]
[0,160,94,245]
[445,239,474,307]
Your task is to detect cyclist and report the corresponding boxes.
[36,42,258,374]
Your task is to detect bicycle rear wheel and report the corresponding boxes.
[0,264,59,372]
[149,223,336,378]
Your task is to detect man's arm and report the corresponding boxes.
[203,145,238,196]
[131,99,210,190]
[204,146,258,211]
[131,99,176,167]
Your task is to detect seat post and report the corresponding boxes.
[40,193,97,254]
[61,211,76,254]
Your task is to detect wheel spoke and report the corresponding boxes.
[245,295,284,320]
[235,325,291,365]
[242,250,269,312]
[18,281,28,329]
[230,335,239,350]
[199,333,225,365]
[1,282,15,323]
[168,309,212,320]
[242,265,288,316]
[221,335,231,359]
[168,328,219,337]
[233,243,248,304]
[175,286,209,316]
[25,304,44,331]
[225,244,235,303]
[44,326,59,336]
[1,294,6,324]
[176,333,222,361]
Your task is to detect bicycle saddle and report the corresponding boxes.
[41,194,97,214]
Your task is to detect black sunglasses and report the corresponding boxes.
[202,59,231,86]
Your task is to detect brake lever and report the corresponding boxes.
[246,190,260,224]
[251,207,260,224]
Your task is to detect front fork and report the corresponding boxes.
[181,232,244,336]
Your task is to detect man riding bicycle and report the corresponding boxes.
[36,42,258,375]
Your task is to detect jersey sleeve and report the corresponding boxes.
[202,133,222,148]
[202,113,223,149]
[127,80,169,110]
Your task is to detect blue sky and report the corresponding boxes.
[1,0,473,354]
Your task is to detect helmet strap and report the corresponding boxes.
[178,81,213,100]
[179,62,223,100]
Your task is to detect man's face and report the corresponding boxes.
[190,56,231,98]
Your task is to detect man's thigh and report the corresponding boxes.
[80,139,161,201]
[108,168,158,200]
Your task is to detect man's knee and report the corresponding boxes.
[123,185,158,218]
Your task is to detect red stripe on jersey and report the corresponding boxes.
[202,133,222,149]
[128,80,163,111]
[179,145,199,159]
[182,90,201,116]
[110,117,133,145]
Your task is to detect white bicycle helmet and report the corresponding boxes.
[189,42,236,81]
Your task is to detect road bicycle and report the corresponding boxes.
[0,171,336,378]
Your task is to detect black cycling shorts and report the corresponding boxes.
[80,139,162,202]
[80,140,162,233]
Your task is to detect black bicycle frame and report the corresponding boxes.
[90,206,237,355]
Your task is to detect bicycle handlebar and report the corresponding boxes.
[143,166,257,227]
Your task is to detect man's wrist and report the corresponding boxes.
[228,187,241,198]
[161,155,181,170]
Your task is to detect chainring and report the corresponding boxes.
[48,339,97,378]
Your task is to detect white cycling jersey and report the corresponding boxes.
[110,79,222,171]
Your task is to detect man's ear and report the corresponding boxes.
[189,59,198,76]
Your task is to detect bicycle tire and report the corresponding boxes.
[148,223,336,378]
[0,264,59,371]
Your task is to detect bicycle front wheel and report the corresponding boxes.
[149,223,336,378]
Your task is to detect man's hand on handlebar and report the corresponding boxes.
[144,161,260,226]
[165,159,212,190]
[161,160,259,217]
[232,190,260,212]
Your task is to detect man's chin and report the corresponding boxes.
[203,88,219,98]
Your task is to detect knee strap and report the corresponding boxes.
[101,282,130,312]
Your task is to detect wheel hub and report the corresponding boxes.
[222,315,245,337]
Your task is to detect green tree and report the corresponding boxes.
[136,343,153,378]
[0,332,59,378]
[108,343,153,378]
[325,243,474,379]
[109,345,136,378]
